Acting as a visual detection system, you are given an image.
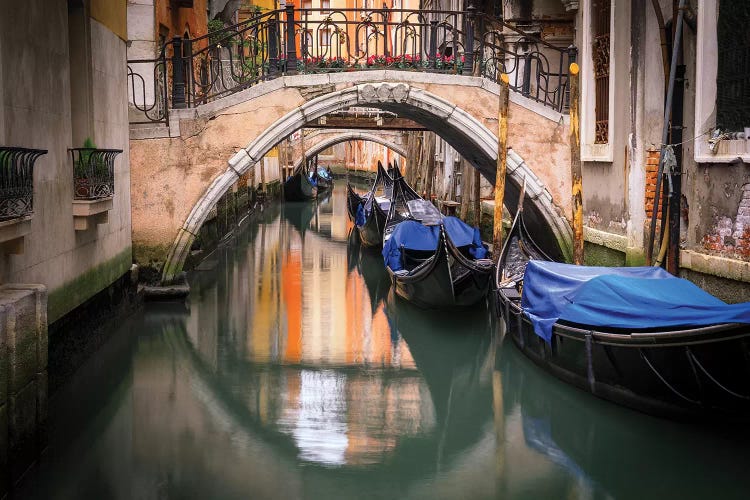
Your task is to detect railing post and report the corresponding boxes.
[383,7,390,57]
[463,2,476,75]
[429,21,438,69]
[285,5,297,74]
[268,16,279,77]
[522,52,532,97]
[183,37,193,107]
[171,36,186,109]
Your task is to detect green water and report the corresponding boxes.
[24,185,750,499]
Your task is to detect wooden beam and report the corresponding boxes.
[493,73,510,256]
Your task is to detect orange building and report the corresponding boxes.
[155,0,209,44]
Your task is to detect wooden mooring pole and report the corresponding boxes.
[493,73,510,256]
[569,62,584,265]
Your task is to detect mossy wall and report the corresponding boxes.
[583,242,626,267]
[48,247,132,323]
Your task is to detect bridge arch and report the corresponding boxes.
[291,131,407,171]
[153,75,573,282]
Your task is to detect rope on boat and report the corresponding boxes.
[687,348,750,400]
[639,349,699,404]
[585,332,596,393]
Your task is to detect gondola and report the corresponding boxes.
[315,167,334,193]
[283,169,317,201]
[347,161,393,247]
[382,172,494,309]
[495,190,750,420]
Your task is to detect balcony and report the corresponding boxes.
[69,148,122,231]
[0,147,47,253]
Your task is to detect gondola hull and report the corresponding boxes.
[495,207,750,420]
[346,183,361,222]
[317,176,333,193]
[357,202,387,247]
[388,233,493,309]
[497,292,750,420]
[284,172,317,201]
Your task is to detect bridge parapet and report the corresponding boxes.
[127,6,576,125]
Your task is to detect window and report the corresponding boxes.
[321,0,330,14]
[715,0,750,132]
[302,0,312,9]
[695,0,750,162]
[591,0,611,144]
[319,28,331,46]
[580,0,615,161]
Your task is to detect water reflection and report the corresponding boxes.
[24,184,750,499]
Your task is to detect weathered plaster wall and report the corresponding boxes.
[0,4,132,322]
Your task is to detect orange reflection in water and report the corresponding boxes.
[238,189,431,466]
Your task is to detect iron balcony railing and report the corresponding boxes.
[0,147,47,221]
[69,148,123,200]
[127,6,577,124]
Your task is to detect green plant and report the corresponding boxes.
[208,19,227,46]
[76,137,107,177]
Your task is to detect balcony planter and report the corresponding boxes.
[0,147,47,253]
[69,148,122,231]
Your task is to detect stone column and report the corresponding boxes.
[0,284,48,496]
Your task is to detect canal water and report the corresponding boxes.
[23,185,750,499]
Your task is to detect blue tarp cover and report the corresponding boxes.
[355,203,366,227]
[382,217,487,271]
[521,260,750,342]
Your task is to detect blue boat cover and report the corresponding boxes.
[521,260,750,342]
[317,168,332,180]
[355,203,366,227]
[382,217,487,271]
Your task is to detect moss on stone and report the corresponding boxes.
[48,248,132,323]
[583,242,625,267]
[625,247,647,267]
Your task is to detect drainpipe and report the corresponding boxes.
[646,0,686,266]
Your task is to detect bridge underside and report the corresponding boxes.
[128,72,573,282]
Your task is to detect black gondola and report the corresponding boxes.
[283,170,317,201]
[382,172,494,309]
[347,161,393,247]
[495,191,750,420]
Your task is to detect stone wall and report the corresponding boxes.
[0,4,132,323]
[0,284,48,497]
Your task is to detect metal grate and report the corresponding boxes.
[0,147,47,221]
[592,0,610,144]
[69,149,123,200]
[716,0,750,132]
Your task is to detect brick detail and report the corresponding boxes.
[644,149,664,219]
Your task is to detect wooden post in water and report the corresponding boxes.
[569,62,584,265]
[493,73,510,256]
[473,168,481,227]
[424,132,436,201]
[259,158,266,192]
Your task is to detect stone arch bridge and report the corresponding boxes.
[129,71,573,282]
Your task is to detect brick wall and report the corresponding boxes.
[644,149,664,219]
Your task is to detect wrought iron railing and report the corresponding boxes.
[0,147,47,221]
[69,148,123,200]
[127,6,576,123]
